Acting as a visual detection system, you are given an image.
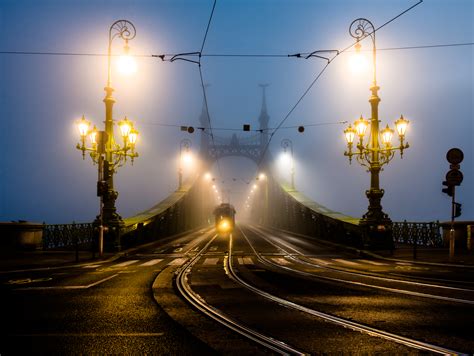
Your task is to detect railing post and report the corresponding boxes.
[72,221,79,263]
[413,225,417,260]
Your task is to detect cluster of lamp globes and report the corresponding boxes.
[76,115,139,163]
[245,174,265,210]
[343,114,409,160]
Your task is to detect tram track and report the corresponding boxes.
[174,233,306,355]
[234,225,463,355]
[257,225,474,287]
[245,225,474,305]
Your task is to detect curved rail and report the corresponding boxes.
[174,233,306,355]
[234,226,461,355]
[246,225,474,305]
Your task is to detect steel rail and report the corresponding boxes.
[246,226,474,305]
[235,226,462,355]
[249,225,474,294]
[175,233,306,355]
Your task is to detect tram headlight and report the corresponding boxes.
[218,219,231,233]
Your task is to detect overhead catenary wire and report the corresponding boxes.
[255,0,424,170]
[3,42,474,59]
[136,120,348,131]
[200,0,217,53]
[198,0,223,179]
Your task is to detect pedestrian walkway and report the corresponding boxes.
[2,242,474,273]
[0,250,115,272]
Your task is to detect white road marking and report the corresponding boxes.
[168,258,188,266]
[310,258,332,265]
[209,246,218,251]
[240,257,253,265]
[113,260,139,267]
[82,265,101,269]
[12,332,165,337]
[140,259,163,267]
[358,259,387,266]
[16,274,119,291]
[173,247,183,252]
[272,257,292,266]
[333,259,360,266]
[203,258,219,265]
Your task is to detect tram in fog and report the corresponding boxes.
[213,203,236,235]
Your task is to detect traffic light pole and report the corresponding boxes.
[98,155,105,258]
[449,188,455,260]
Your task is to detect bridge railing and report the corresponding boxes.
[42,176,214,251]
[42,222,94,250]
[119,175,214,249]
[257,177,365,248]
[254,176,443,249]
[392,220,443,247]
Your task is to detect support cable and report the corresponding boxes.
[255,0,424,171]
[198,0,223,179]
[136,120,347,131]
[201,0,217,53]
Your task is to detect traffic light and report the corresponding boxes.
[97,180,108,197]
[454,202,462,218]
[442,181,454,197]
[103,160,112,180]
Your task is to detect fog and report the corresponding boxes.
[0,0,472,224]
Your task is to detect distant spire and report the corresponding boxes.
[199,83,211,126]
[199,83,211,161]
[258,84,269,128]
[259,83,269,116]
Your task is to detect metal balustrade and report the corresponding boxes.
[42,174,443,252]
[392,220,443,247]
[43,222,94,250]
[119,176,213,249]
[250,176,365,248]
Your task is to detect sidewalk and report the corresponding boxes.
[0,250,116,272]
[373,243,474,267]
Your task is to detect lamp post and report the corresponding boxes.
[179,139,192,190]
[257,173,269,225]
[343,18,410,248]
[281,139,295,190]
[76,20,139,253]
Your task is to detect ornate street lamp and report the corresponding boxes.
[75,20,139,252]
[343,18,410,247]
[281,139,295,190]
[178,139,192,190]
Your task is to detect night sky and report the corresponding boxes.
[0,0,472,224]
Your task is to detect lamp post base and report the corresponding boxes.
[93,215,124,253]
[359,219,394,251]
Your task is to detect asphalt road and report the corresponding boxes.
[1,224,473,354]
[0,228,216,355]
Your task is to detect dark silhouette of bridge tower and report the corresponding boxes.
[199,84,272,166]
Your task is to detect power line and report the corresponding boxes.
[257,61,332,167]
[3,42,474,59]
[198,0,223,179]
[338,0,424,55]
[201,0,217,53]
[255,0,424,171]
[137,120,347,131]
